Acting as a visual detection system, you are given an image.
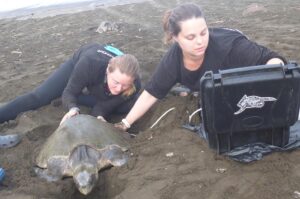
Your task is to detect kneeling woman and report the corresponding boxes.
[0,43,141,124]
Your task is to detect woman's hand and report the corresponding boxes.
[60,107,80,125]
[97,116,107,122]
[114,118,131,131]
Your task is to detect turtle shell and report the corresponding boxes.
[36,114,129,168]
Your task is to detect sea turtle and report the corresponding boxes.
[34,114,130,195]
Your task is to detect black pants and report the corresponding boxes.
[0,59,136,123]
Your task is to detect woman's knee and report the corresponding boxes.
[24,91,53,107]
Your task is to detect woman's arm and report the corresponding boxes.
[60,58,92,125]
[226,35,287,67]
[117,90,158,130]
[126,90,158,124]
[62,58,91,110]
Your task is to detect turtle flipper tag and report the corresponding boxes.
[104,45,124,56]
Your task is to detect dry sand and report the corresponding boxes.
[1,0,300,198]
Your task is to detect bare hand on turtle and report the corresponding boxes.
[60,107,79,125]
[114,119,130,131]
[96,116,107,122]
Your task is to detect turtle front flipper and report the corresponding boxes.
[100,145,128,167]
[34,156,69,182]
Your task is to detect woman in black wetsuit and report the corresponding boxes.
[0,43,141,124]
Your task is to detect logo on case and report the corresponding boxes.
[234,95,277,115]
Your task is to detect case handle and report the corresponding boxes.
[219,63,285,78]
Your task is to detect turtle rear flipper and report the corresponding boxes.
[35,156,69,182]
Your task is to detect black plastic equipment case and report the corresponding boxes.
[200,63,300,154]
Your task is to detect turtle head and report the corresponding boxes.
[73,164,98,195]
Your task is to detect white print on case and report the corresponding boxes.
[234,95,277,115]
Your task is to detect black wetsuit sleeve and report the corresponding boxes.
[62,57,91,110]
[226,37,287,66]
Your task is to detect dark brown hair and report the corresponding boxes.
[162,3,205,44]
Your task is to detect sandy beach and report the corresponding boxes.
[1,0,300,198]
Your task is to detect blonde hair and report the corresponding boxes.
[107,54,140,97]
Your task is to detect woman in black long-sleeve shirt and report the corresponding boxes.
[0,43,141,124]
